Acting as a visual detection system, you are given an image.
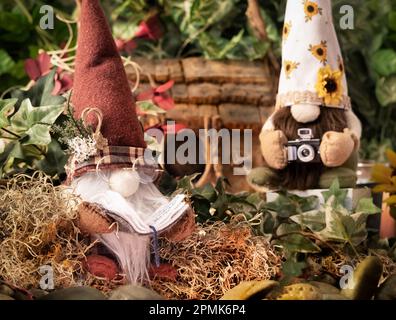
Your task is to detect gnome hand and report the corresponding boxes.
[259,130,288,170]
[320,129,359,167]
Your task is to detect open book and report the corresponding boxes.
[71,172,189,235]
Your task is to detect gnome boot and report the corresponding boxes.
[319,150,358,188]
[247,166,279,192]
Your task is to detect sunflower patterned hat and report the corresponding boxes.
[276,0,351,110]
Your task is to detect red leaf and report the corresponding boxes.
[24,52,52,81]
[149,263,178,281]
[155,80,174,93]
[153,94,175,111]
[58,72,73,93]
[123,39,137,54]
[135,15,163,40]
[52,80,62,96]
[136,89,154,101]
[115,38,126,52]
[37,52,51,75]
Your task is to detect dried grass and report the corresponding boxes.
[310,250,396,281]
[0,173,93,289]
[149,217,282,300]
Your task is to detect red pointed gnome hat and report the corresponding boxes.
[72,0,145,148]
[68,0,158,181]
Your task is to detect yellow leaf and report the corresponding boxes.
[372,184,396,193]
[385,195,396,205]
[386,149,396,168]
[371,164,392,184]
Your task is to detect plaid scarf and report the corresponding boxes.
[66,145,161,184]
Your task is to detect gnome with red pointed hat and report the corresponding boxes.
[67,0,192,283]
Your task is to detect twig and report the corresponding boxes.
[246,0,268,41]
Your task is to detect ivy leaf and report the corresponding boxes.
[36,139,67,177]
[316,198,348,242]
[12,69,66,108]
[376,76,396,107]
[0,49,15,76]
[0,98,17,129]
[245,192,265,209]
[265,193,318,218]
[290,209,326,232]
[317,197,373,246]
[372,49,396,76]
[259,211,278,239]
[276,233,321,253]
[176,173,200,192]
[10,98,64,133]
[281,259,307,278]
[355,198,381,214]
[0,141,16,177]
[322,179,348,207]
[191,183,217,201]
[23,124,52,145]
[136,100,166,116]
[276,223,301,236]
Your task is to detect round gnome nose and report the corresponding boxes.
[109,169,140,197]
[291,104,321,123]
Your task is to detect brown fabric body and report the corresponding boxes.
[271,107,348,190]
[72,0,145,148]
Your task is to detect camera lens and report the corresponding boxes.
[297,144,315,163]
[301,149,310,157]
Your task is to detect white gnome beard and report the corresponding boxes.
[95,231,150,284]
[71,171,185,283]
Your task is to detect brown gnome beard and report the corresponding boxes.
[271,107,348,190]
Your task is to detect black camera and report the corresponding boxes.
[286,128,321,163]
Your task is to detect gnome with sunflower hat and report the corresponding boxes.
[248,0,362,191]
[65,0,193,283]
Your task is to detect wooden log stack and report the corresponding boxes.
[126,57,277,191]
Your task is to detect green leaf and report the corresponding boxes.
[277,233,321,253]
[388,11,396,31]
[276,223,301,236]
[245,192,265,209]
[355,198,381,214]
[36,139,67,177]
[372,49,396,77]
[317,198,372,246]
[0,49,15,76]
[23,124,52,145]
[281,259,307,278]
[259,211,278,238]
[12,69,66,108]
[290,210,326,232]
[9,141,25,159]
[10,98,64,133]
[226,199,256,215]
[376,76,396,106]
[112,21,139,40]
[136,100,166,115]
[322,179,348,207]
[192,183,217,202]
[0,141,16,177]
[0,11,30,34]
[0,98,17,129]
[265,193,318,218]
[176,173,200,192]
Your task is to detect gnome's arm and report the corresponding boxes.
[320,109,361,167]
[259,114,288,170]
